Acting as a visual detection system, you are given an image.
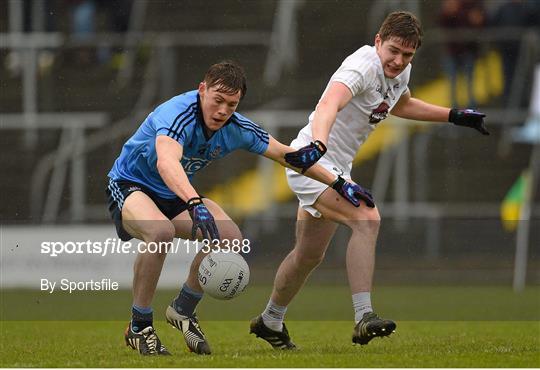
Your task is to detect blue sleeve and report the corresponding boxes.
[232,115,270,154]
[153,98,198,146]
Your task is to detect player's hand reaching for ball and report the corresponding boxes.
[284,140,327,173]
[332,176,375,208]
[187,197,220,241]
[449,108,489,135]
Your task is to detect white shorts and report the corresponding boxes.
[286,157,350,218]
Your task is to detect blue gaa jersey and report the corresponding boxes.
[108,90,269,198]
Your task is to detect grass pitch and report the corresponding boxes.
[1,285,539,367]
[1,321,539,367]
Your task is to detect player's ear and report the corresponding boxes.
[198,81,207,96]
[374,34,381,48]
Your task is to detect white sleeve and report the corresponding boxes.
[331,68,367,97]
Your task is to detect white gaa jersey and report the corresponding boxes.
[292,45,411,174]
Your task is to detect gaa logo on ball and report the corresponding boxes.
[198,251,250,300]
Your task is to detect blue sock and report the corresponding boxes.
[172,283,203,316]
[131,305,153,333]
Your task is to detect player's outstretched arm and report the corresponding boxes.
[155,136,219,240]
[391,91,489,135]
[284,82,354,172]
[263,136,334,182]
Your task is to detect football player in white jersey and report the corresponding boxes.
[251,11,488,349]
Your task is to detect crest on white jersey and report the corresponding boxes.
[369,102,390,124]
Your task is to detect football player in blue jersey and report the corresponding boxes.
[107,61,364,356]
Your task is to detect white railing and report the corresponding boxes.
[1,113,108,222]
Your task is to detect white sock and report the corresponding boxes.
[352,292,373,323]
[261,300,287,332]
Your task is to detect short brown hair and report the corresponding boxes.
[203,60,247,99]
[378,11,423,49]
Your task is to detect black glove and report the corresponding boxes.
[331,176,375,208]
[449,108,489,135]
[187,197,220,241]
[284,140,327,173]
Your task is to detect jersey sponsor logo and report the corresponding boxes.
[369,102,390,124]
[182,157,210,175]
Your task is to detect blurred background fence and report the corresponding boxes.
[1,0,539,289]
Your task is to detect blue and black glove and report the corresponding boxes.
[449,108,489,135]
[284,140,327,173]
[332,176,375,208]
[187,197,220,241]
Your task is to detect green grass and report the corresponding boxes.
[1,285,540,367]
[1,321,539,367]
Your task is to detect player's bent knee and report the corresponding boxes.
[348,206,381,222]
[364,206,381,222]
[342,206,381,231]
